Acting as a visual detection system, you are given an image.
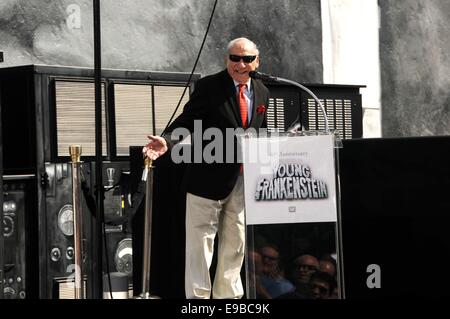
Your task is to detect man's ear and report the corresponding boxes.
[255,56,260,68]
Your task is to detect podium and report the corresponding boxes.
[241,131,343,299]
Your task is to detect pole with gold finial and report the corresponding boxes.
[70,145,84,299]
[138,156,160,299]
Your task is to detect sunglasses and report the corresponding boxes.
[229,54,257,63]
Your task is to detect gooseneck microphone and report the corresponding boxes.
[249,70,279,82]
[249,70,330,133]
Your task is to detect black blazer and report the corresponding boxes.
[163,69,270,200]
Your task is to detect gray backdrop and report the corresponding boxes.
[0,0,322,83]
[379,0,450,137]
[2,0,450,137]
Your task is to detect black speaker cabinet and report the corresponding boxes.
[43,162,97,298]
[98,161,133,286]
[0,65,198,298]
[339,136,450,298]
[265,83,364,139]
[2,178,38,298]
[0,81,3,299]
[2,184,27,299]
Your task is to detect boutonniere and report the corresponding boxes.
[256,104,266,115]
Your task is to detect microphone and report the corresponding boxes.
[249,70,279,82]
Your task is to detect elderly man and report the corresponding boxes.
[143,37,269,299]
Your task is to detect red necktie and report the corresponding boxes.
[238,84,248,174]
[238,84,248,128]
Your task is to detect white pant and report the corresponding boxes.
[185,176,245,299]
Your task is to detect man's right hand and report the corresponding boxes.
[142,135,168,160]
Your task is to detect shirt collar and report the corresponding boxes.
[233,79,252,92]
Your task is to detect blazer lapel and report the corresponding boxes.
[223,71,242,127]
[249,79,265,128]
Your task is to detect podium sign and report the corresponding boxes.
[242,134,337,225]
[241,133,342,300]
